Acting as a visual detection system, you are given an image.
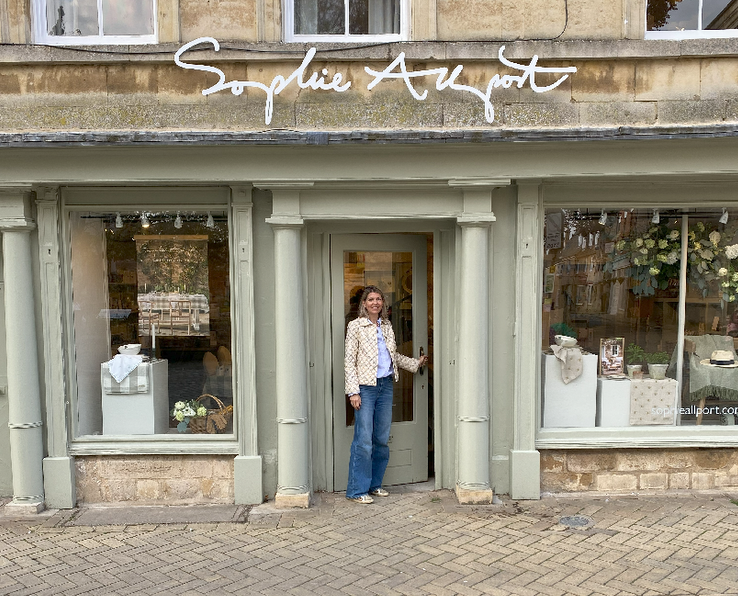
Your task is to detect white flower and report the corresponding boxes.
[634,257,641,266]
[640,248,649,255]
[669,230,680,240]
[719,267,728,277]
[658,239,668,249]
[667,252,679,265]
[174,401,185,410]
[733,273,738,282]
[657,253,668,263]
[645,239,656,249]
[197,406,208,417]
[723,282,730,288]
[710,231,721,246]
[635,238,644,247]
[726,244,738,260]
[649,267,660,276]
[175,411,185,422]
[730,295,736,302]
[183,406,196,417]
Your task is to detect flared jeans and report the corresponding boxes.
[346,375,393,498]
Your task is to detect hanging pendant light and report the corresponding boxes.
[174,212,183,229]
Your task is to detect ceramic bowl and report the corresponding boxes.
[554,335,578,348]
[118,344,141,356]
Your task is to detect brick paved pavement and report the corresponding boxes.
[1,485,738,596]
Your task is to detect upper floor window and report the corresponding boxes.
[34,0,156,45]
[646,0,738,38]
[286,0,408,42]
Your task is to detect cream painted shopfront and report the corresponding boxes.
[2,136,738,511]
[5,0,738,510]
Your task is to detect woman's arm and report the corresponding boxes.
[344,321,361,397]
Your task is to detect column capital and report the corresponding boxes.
[266,215,305,228]
[0,186,36,231]
[457,213,496,226]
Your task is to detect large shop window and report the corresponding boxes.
[287,0,406,41]
[646,0,738,38]
[542,208,738,430]
[69,210,232,438]
[34,0,156,45]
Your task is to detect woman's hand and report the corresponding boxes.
[349,394,361,410]
[418,355,429,367]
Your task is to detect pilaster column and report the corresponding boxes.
[36,187,75,509]
[230,185,263,505]
[263,184,312,508]
[0,188,45,513]
[510,181,542,500]
[450,179,506,505]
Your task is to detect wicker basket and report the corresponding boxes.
[188,394,234,434]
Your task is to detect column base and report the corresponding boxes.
[43,456,76,509]
[234,455,263,505]
[274,491,311,509]
[4,500,45,515]
[455,483,495,504]
[510,449,541,500]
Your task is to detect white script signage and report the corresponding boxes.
[174,37,577,125]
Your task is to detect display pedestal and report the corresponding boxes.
[542,352,597,427]
[596,378,631,427]
[102,359,169,434]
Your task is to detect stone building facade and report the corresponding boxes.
[0,0,738,511]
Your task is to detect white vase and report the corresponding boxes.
[648,363,668,380]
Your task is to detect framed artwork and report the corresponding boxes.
[544,273,555,294]
[600,337,625,376]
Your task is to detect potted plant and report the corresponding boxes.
[644,351,670,380]
[625,343,646,378]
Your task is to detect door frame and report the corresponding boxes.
[306,218,457,494]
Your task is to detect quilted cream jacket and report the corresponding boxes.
[344,317,420,396]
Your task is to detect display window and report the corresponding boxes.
[68,210,232,438]
[542,207,738,429]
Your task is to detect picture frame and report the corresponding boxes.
[544,273,555,294]
[600,337,625,376]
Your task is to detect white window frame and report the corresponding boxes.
[32,0,157,46]
[645,0,738,39]
[284,0,410,42]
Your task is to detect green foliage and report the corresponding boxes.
[550,322,576,338]
[645,351,670,365]
[625,343,646,365]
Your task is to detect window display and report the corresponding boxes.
[542,207,738,429]
[69,210,232,437]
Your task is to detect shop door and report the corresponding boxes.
[332,234,428,491]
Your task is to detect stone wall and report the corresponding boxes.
[76,455,235,504]
[541,449,738,493]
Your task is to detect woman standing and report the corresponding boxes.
[344,285,428,503]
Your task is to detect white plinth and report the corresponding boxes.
[596,377,631,427]
[542,353,597,428]
[102,360,169,434]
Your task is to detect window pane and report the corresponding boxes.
[703,0,738,30]
[647,0,699,31]
[46,0,98,36]
[542,209,683,429]
[102,0,155,35]
[70,210,232,437]
[295,0,344,34]
[680,210,738,425]
[349,0,399,34]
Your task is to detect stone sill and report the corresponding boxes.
[2,38,738,64]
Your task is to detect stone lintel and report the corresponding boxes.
[274,492,311,509]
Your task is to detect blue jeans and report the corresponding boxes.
[346,376,393,498]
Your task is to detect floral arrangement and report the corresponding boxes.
[686,222,738,302]
[171,400,207,433]
[614,224,681,296]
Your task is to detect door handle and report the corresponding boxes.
[419,346,425,375]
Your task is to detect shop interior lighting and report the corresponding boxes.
[115,213,123,229]
[598,210,607,225]
[720,208,729,224]
[206,212,215,229]
[141,213,150,229]
[174,212,183,229]
[651,209,660,224]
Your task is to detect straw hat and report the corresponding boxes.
[700,350,738,368]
